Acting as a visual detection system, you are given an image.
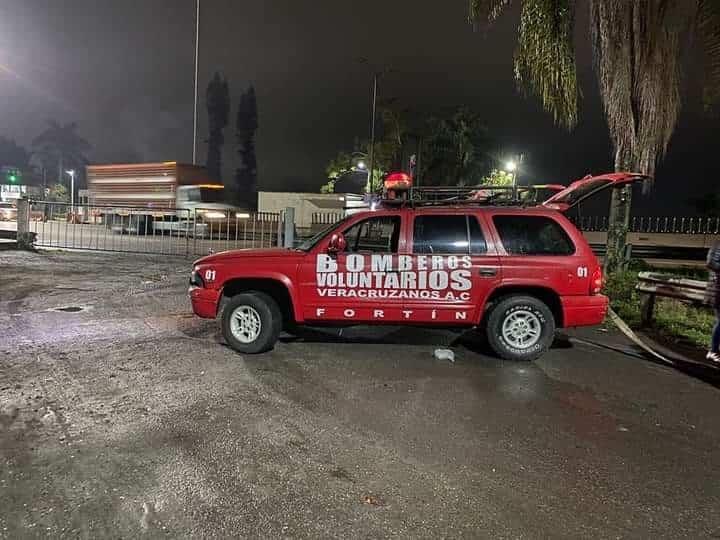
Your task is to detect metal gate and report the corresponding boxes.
[26,201,282,257]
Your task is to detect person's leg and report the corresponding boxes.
[710,309,720,361]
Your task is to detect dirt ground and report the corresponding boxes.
[1,250,719,539]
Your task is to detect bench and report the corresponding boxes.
[635,272,709,326]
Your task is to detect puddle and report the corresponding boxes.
[51,306,87,313]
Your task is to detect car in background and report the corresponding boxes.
[0,201,17,221]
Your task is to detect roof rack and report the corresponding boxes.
[381,184,556,208]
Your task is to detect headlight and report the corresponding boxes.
[202,211,226,220]
[189,269,204,288]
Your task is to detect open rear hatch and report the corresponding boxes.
[541,173,650,212]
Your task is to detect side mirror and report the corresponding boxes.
[327,233,347,254]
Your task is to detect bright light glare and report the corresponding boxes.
[357,161,366,170]
[203,211,226,219]
[65,170,75,176]
[235,212,250,219]
[505,161,517,172]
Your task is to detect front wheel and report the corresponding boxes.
[221,292,282,354]
[486,295,555,361]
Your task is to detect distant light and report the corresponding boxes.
[505,161,517,172]
[357,161,366,170]
[65,169,75,176]
[235,212,250,219]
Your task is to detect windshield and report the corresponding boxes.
[296,216,351,251]
[186,187,226,204]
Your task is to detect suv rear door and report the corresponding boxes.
[489,210,594,299]
[406,211,500,324]
[542,173,649,211]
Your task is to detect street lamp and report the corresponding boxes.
[357,58,397,190]
[192,0,201,164]
[502,160,519,199]
[65,170,75,216]
[356,161,366,170]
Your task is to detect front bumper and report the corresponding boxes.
[189,286,221,319]
[561,294,609,327]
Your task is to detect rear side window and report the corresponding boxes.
[493,215,575,256]
[413,215,487,254]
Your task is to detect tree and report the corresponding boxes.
[46,183,68,203]
[468,1,720,272]
[420,107,493,185]
[235,85,259,209]
[0,137,30,169]
[31,120,90,192]
[205,72,230,182]
[322,139,396,194]
[482,169,514,186]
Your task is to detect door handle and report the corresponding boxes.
[478,268,497,277]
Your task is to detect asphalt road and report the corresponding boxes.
[1,250,719,538]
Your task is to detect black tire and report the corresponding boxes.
[486,295,556,361]
[221,292,282,354]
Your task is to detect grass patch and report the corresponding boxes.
[604,267,715,350]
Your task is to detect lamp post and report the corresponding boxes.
[65,169,75,217]
[505,158,520,200]
[192,0,201,165]
[357,58,397,191]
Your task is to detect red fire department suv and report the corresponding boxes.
[189,173,646,361]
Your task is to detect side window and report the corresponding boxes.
[468,216,487,254]
[493,215,575,256]
[413,215,487,254]
[342,216,400,253]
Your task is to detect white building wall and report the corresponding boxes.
[258,192,346,229]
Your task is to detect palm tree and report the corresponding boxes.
[31,120,90,192]
[468,0,720,272]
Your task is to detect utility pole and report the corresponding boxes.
[368,73,378,191]
[66,170,75,216]
[192,0,200,165]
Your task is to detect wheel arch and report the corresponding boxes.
[482,285,564,328]
[220,276,299,328]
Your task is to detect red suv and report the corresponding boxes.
[189,173,645,361]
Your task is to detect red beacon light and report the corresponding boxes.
[383,172,413,200]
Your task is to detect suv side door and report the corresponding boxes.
[299,213,407,323]
[405,212,501,324]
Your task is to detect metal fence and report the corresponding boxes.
[311,212,344,225]
[573,216,720,234]
[27,201,281,256]
[309,210,720,236]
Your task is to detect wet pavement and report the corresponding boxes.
[1,250,719,538]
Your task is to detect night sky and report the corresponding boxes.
[1,0,718,214]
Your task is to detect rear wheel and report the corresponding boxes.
[221,292,282,354]
[486,295,555,361]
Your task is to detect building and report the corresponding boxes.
[258,191,369,232]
